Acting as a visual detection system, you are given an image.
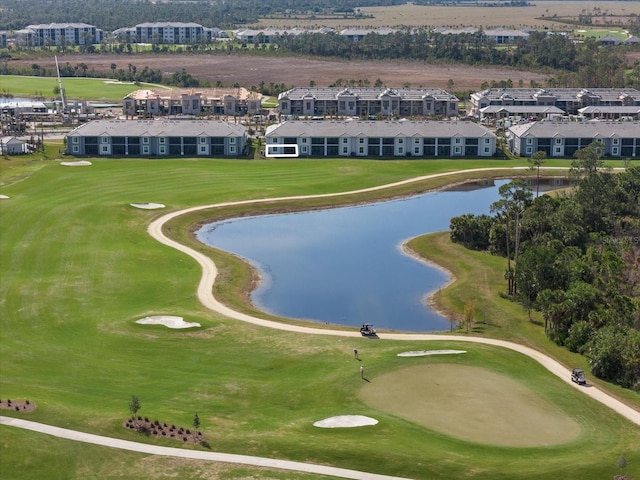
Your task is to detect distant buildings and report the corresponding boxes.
[112,22,226,44]
[470,88,640,117]
[278,87,459,118]
[432,27,530,44]
[14,23,103,46]
[265,120,496,158]
[122,88,262,117]
[66,119,247,157]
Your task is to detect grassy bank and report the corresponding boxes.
[0,155,638,479]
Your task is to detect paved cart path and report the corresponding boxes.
[146,166,640,427]
[3,168,637,480]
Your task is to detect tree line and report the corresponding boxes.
[450,148,640,390]
[0,0,402,31]
[276,30,637,88]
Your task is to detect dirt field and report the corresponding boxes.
[10,54,551,91]
[254,1,638,29]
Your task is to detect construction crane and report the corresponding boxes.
[54,55,66,114]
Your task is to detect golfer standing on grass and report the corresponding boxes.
[360,365,364,379]
[353,348,359,359]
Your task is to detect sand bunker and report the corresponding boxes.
[136,315,200,329]
[397,350,467,357]
[313,415,378,428]
[0,194,9,199]
[61,161,92,166]
[130,202,166,209]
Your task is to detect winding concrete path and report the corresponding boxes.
[0,416,409,480]
[3,167,637,480]
[146,167,640,427]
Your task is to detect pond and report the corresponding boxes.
[196,179,521,332]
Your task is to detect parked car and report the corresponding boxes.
[571,368,586,385]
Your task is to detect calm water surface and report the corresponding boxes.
[196,181,509,332]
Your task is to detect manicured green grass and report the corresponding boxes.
[0,75,167,101]
[0,155,638,479]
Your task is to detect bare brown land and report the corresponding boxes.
[253,1,639,30]
[10,54,551,91]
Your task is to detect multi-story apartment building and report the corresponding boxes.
[265,120,496,158]
[278,87,459,118]
[111,22,219,44]
[66,119,247,157]
[507,121,640,158]
[470,88,640,117]
[14,23,103,46]
[122,88,263,117]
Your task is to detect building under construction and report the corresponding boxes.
[122,87,263,118]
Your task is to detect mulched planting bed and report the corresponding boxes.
[0,399,36,412]
[123,417,205,444]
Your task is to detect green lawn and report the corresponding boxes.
[0,75,167,101]
[0,154,638,479]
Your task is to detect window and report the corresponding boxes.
[414,147,420,154]
[398,147,403,154]
[414,138,420,144]
[613,138,619,145]
[101,145,108,153]
[72,145,79,152]
[200,146,207,153]
[555,147,561,154]
[159,146,166,154]
[484,147,490,153]
[398,138,403,144]
[142,137,149,144]
[485,138,491,144]
[159,137,165,144]
[555,138,562,144]
[72,137,79,144]
[343,147,348,154]
[102,137,109,143]
[143,145,149,154]
[454,146,461,154]
[230,146,235,153]
[230,137,236,144]
[612,147,619,155]
[526,138,533,145]
[343,138,348,144]
[302,138,308,144]
[526,147,532,154]
[359,147,364,154]
[200,137,207,144]
[455,138,461,144]
[359,138,364,144]
[302,146,308,153]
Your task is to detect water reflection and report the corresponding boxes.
[196,179,561,332]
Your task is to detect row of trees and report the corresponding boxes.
[450,147,640,390]
[276,30,635,88]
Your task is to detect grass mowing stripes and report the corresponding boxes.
[0,156,639,479]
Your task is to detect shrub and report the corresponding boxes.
[200,440,211,449]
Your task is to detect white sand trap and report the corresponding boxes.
[313,415,378,428]
[0,194,9,199]
[397,350,467,357]
[61,160,92,166]
[130,202,166,209]
[136,315,200,329]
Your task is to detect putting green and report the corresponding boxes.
[360,364,581,447]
